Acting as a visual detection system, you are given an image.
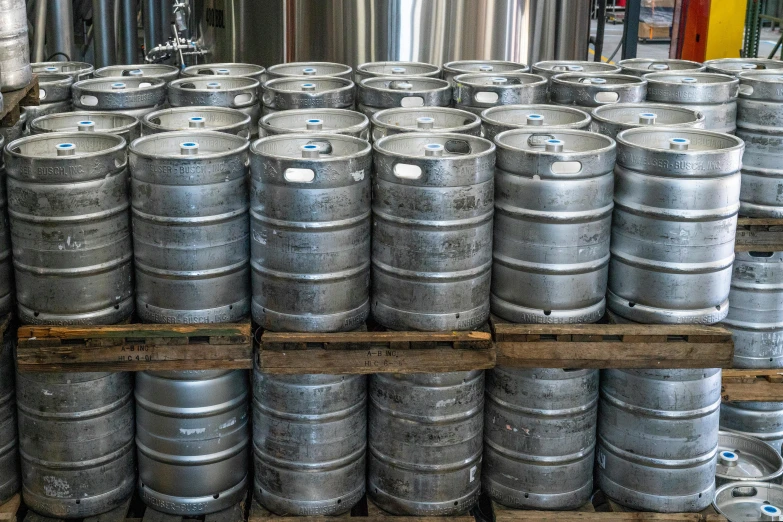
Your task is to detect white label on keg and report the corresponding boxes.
[351,169,365,181]
[597,449,606,469]
[469,466,477,482]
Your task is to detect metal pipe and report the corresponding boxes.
[594,0,607,61]
[33,0,47,62]
[118,0,138,63]
[47,0,76,61]
[143,0,162,52]
[622,0,640,59]
[159,0,170,40]
[92,0,117,67]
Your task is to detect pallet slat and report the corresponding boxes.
[495,513,724,521]
[735,218,783,252]
[722,369,783,401]
[0,75,39,126]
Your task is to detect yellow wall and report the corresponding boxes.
[705,0,747,59]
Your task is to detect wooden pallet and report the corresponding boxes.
[1,75,39,126]
[16,322,253,372]
[0,495,21,522]
[139,503,244,522]
[721,369,783,401]
[23,496,132,522]
[590,491,725,521]
[735,217,783,252]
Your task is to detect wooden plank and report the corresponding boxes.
[18,322,250,341]
[737,218,783,226]
[494,513,724,521]
[492,323,732,341]
[735,219,783,252]
[83,496,132,522]
[205,503,244,522]
[0,75,39,126]
[0,494,19,517]
[140,508,180,522]
[722,378,783,401]
[262,330,492,349]
[723,369,783,380]
[22,513,63,522]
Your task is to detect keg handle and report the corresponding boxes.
[284,168,316,183]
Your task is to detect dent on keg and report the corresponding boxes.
[705,58,783,76]
[452,72,548,115]
[259,108,370,139]
[721,401,783,454]
[0,0,32,91]
[32,61,94,81]
[72,77,167,118]
[370,107,481,141]
[532,60,620,81]
[357,77,451,116]
[549,73,647,112]
[618,58,706,77]
[266,62,353,80]
[261,76,355,114]
[356,61,441,83]
[182,62,266,82]
[445,60,529,85]
[29,111,141,142]
[142,106,252,137]
[480,104,592,140]
[591,102,705,138]
[94,64,180,82]
[715,431,783,486]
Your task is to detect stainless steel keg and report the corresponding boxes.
[644,72,739,133]
[0,0,31,91]
[453,73,548,115]
[371,107,481,141]
[549,73,647,112]
[716,431,783,485]
[250,134,372,332]
[29,111,141,142]
[480,104,592,141]
[597,369,722,512]
[736,70,783,217]
[16,372,135,517]
[706,58,783,77]
[618,58,706,77]
[722,251,783,368]
[591,103,706,138]
[356,61,441,83]
[72,77,167,118]
[135,370,250,515]
[266,62,353,80]
[0,335,18,502]
[714,481,783,521]
[252,371,367,515]
[22,74,73,123]
[608,128,743,324]
[372,133,495,331]
[484,368,598,509]
[182,63,266,82]
[258,108,370,139]
[492,129,614,323]
[32,62,94,82]
[0,136,11,318]
[357,77,451,117]
[94,64,180,82]
[129,131,250,323]
[721,401,783,454]
[261,76,355,114]
[5,133,134,324]
[142,106,252,137]
[531,60,621,81]
[369,372,484,515]
[444,60,529,85]
[168,76,261,128]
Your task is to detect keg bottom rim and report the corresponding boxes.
[482,475,593,510]
[739,200,783,219]
[252,299,370,333]
[17,297,134,326]
[490,294,605,324]
[253,481,364,516]
[137,299,251,325]
[367,482,480,516]
[371,300,490,332]
[138,475,248,515]
[23,479,134,519]
[596,470,715,513]
[606,290,729,325]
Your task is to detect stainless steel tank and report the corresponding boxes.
[736,70,783,217]
[643,72,739,134]
[721,402,783,454]
[72,77,167,118]
[5,133,134,325]
[452,73,548,116]
[491,129,614,323]
[480,104,592,141]
[722,252,783,369]
[142,107,252,137]
[550,73,647,112]
[168,76,261,130]
[369,372,484,515]
[608,128,743,324]
[252,371,367,515]
[371,107,481,141]
[250,134,372,332]
[355,61,441,83]
[135,370,250,515]
[0,335,18,502]
[705,58,783,77]
[94,64,180,82]
[372,133,495,331]
[484,368,598,509]
[0,0,31,91]
[182,63,266,82]
[265,62,353,80]
[31,62,94,82]
[16,372,135,517]
[597,369,722,512]
[261,77,355,114]
[590,103,706,139]
[22,74,72,123]
[29,112,141,142]
[357,77,451,117]
[0,136,11,319]
[443,60,529,86]
[532,60,621,82]
[258,109,370,139]
[618,58,706,77]
[129,131,251,324]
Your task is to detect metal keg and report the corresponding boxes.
[0,136,11,319]
[721,402,783,454]
[355,61,441,83]
[250,134,371,332]
[130,131,250,324]
[29,111,141,142]
[608,128,743,324]
[453,73,548,115]
[369,372,484,515]
[714,481,783,521]
[372,133,495,331]
[716,431,783,485]
[444,60,529,85]
[16,372,135,518]
[618,58,706,77]
[491,129,614,323]
[261,76,355,114]
[22,74,73,123]
[480,104,592,141]
[266,62,353,80]
[357,77,451,117]
[0,335,18,502]
[258,108,369,139]
[531,60,621,82]
[142,107,251,137]
[168,76,261,129]
[72,77,167,118]
[591,103,706,138]
[252,371,367,515]
[597,369,722,512]
[722,252,783,368]
[5,133,134,325]
[0,0,31,91]
[644,72,739,133]
[370,107,481,141]
[736,70,783,217]
[705,58,783,77]
[135,370,250,515]
[549,73,647,112]
[94,64,180,82]
[181,63,266,82]
[32,62,94,82]
[484,368,598,509]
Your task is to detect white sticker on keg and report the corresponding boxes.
[469,465,477,482]
[597,449,606,469]
[351,169,365,181]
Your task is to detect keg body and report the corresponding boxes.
[480,104,591,141]
[23,74,73,123]
[370,107,481,141]
[452,73,548,115]
[72,77,167,119]
[721,401,783,454]
[705,58,783,77]
[591,103,705,139]
[0,136,11,318]
[32,62,94,82]
[549,73,647,113]
[168,76,261,133]
[259,109,369,139]
[0,0,32,91]
[142,107,252,137]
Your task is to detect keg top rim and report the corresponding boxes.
[130,130,249,158]
[143,106,252,130]
[260,108,368,132]
[618,57,705,71]
[266,62,353,77]
[37,73,75,85]
[616,127,744,153]
[494,127,615,155]
[445,60,529,74]
[453,72,548,87]
[533,60,620,71]
[550,72,647,86]
[592,102,705,125]
[6,132,127,158]
[705,58,783,74]
[358,61,440,72]
[169,75,261,90]
[251,132,371,160]
[182,63,266,77]
[372,107,480,131]
[94,63,180,79]
[716,430,783,482]
[360,76,451,92]
[262,75,355,92]
[373,131,495,158]
[713,481,783,518]
[737,69,783,82]
[32,61,94,73]
[73,76,167,90]
[643,71,738,86]
[481,103,592,125]
[30,111,140,132]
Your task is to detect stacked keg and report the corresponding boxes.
[705,58,783,77]
[443,60,528,85]
[168,76,261,133]
[371,107,481,140]
[452,73,547,115]
[266,62,353,80]
[532,60,621,82]
[142,107,251,137]
[480,105,592,140]
[31,62,94,82]
[357,77,451,116]
[29,112,141,142]
[617,58,705,76]
[23,74,73,122]
[355,61,441,83]
[549,73,647,112]
[94,64,180,82]
[590,102,705,138]
[261,76,355,114]
[0,0,31,91]
[182,63,266,82]
[259,109,369,139]
[72,77,167,118]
